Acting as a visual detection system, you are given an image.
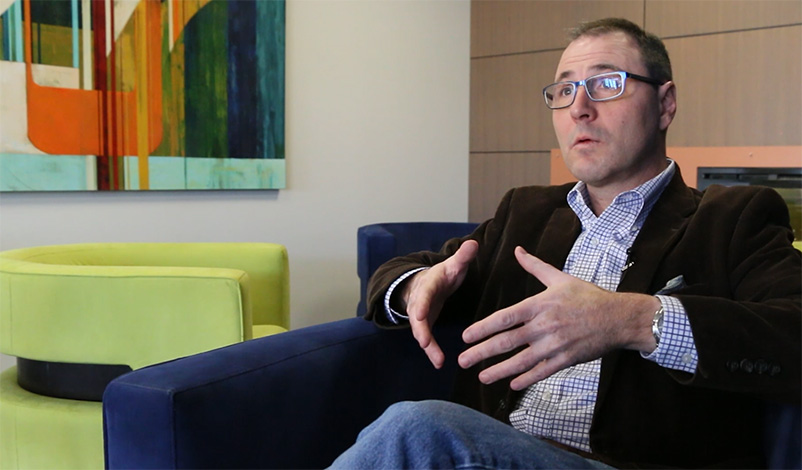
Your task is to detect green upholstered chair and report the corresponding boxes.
[0,242,290,469]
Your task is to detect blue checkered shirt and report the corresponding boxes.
[385,160,698,452]
[508,160,697,451]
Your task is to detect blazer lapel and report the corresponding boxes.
[527,206,581,293]
[616,168,698,295]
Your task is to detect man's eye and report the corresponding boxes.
[598,78,620,90]
[557,86,574,97]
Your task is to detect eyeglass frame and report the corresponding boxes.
[542,71,666,110]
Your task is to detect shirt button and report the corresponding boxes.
[589,238,599,247]
[542,391,553,401]
[681,353,694,365]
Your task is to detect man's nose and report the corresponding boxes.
[569,86,596,120]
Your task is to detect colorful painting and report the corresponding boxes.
[0,0,285,191]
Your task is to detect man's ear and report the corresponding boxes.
[658,81,677,131]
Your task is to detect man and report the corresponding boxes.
[331,18,800,469]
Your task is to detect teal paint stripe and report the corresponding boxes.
[6,0,18,61]
[5,1,13,60]
[0,154,93,191]
[2,7,9,60]
[185,157,285,189]
[255,0,285,160]
[12,0,22,62]
[122,156,285,190]
[71,0,78,68]
[0,153,286,191]
[123,156,188,190]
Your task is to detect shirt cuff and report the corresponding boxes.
[641,295,698,373]
[383,267,429,325]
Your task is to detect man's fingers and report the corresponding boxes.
[509,353,569,390]
[442,240,478,284]
[406,240,478,321]
[514,246,565,287]
[411,318,444,369]
[423,341,445,369]
[471,347,568,389]
[451,239,479,267]
[408,292,432,322]
[474,347,547,385]
[458,327,523,369]
[461,303,523,345]
[403,239,480,371]
[411,314,433,347]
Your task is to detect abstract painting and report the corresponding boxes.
[0,0,285,191]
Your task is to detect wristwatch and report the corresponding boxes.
[652,305,665,346]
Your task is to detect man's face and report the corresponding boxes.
[552,32,676,192]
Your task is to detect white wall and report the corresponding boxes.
[0,0,471,370]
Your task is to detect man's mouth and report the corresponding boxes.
[572,136,598,147]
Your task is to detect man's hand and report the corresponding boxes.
[401,240,479,369]
[458,246,659,390]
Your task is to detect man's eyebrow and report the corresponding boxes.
[555,63,620,82]
[556,70,573,81]
[591,63,619,74]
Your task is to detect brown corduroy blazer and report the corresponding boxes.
[366,167,801,469]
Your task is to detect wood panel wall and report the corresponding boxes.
[469,0,802,222]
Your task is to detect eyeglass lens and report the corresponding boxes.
[544,72,625,109]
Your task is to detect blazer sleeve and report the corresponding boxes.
[364,188,519,326]
[670,186,801,403]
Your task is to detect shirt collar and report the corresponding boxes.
[567,159,677,226]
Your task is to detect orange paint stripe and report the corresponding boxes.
[26,0,163,157]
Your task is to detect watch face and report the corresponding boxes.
[652,307,665,344]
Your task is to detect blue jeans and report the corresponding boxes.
[329,400,615,469]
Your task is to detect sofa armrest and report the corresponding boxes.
[356,225,396,317]
[356,222,480,316]
[764,402,802,469]
[103,317,464,469]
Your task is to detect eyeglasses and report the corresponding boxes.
[543,71,665,109]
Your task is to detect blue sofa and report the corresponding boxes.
[103,317,467,469]
[103,316,800,469]
[356,222,479,316]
